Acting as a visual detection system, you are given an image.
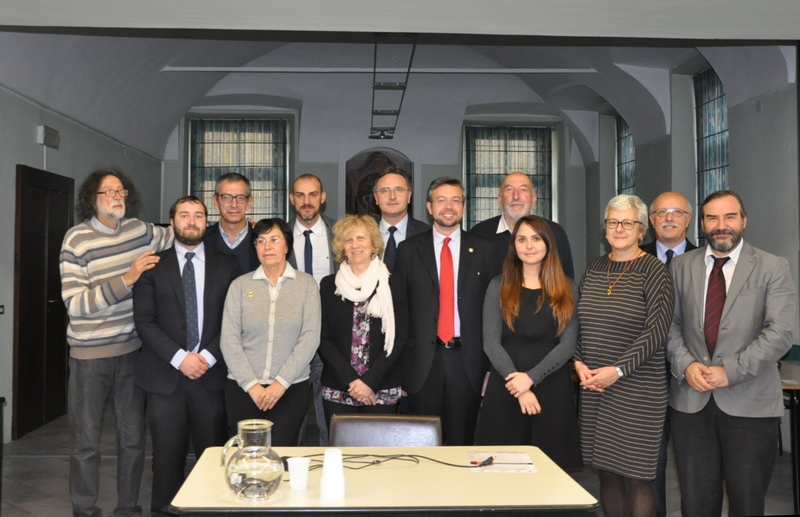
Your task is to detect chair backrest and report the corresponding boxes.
[328,414,442,447]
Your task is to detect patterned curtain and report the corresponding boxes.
[190,119,289,221]
[463,126,552,230]
[616,116,635,195]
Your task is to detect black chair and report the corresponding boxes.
[328,414,442,447]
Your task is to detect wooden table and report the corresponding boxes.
[171,445,598,515]
[780,360,800,514]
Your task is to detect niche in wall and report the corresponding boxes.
[345,148,413,218]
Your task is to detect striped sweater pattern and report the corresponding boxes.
[60,218,173,359]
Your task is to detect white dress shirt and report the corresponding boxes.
[655,239,689,264]
[292,217,331,286]
[380,214,410,250]
[170,242,217,369]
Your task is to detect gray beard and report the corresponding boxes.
[707,230,742,253]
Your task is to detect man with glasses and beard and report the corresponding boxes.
[133,196,240,516]
[666,190,796,517]
[60,168,173,517]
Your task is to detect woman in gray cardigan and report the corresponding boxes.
[221,218,321,445]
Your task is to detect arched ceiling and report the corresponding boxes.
[0,29,793,164]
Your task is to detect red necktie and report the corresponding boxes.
[704,256,729,358]
[437,237,455,343]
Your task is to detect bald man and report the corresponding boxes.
[640,190,697,517]
[470,171,573,279]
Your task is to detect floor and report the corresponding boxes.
[0,406,795,517]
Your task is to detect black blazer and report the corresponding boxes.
[640,238,698,258]
[133,246,241,395]
[391,229,493,394]
[405,216,431,239]
[317,274,406,393]
[470,215,574,279]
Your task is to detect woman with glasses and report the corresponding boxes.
[574,194,674,517]
[475,216,581,470]
[317,215,404,431]
[221,218,321,445]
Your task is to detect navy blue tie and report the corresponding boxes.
[665,249,675,266]
[303,229,313,275]
[384,226,398,272]
[182,252,199,351]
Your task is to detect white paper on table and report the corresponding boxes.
[467,451,537,473]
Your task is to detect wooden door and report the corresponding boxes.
[13,165,74,438]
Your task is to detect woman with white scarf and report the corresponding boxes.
[318,214,405,430]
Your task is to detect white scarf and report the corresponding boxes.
[334,257,395,356]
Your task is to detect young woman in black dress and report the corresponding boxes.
[475,215,581,469]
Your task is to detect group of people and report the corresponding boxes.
[59,164,795,517]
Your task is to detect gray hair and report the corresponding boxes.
[604,194,649,230]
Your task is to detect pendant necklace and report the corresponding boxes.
[606,250,644,296]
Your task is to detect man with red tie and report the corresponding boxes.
[391,177,493,445]
[667,190,796,517]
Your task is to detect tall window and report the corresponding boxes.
[694,68,729,244]
[616,116,635,195]
[190,119,289,221]
[463,126,552,230]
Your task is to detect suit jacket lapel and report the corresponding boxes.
[457,231,475,292]
[691,251,707,320]
[721,242,755,322]
[199,249,218,346]
[418,232,439,287]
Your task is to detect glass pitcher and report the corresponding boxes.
[221,419,284,500]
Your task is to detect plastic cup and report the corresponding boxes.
[320,448,345,499]
[287,456,311,491]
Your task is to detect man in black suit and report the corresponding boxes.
[133,196,240,516]
[286,174,338,446]
[203,172,259,273]
[470,171,573,278]
[372,165,430,273]
[392,177,492,445]
[640,190,697,517]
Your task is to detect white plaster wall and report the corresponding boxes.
[0,85,162,443]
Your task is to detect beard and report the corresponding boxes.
[707,228,742,253]
[502,203,530,222]
[432,213,461,229]
[298,204,320,221]
[175,225,205,246]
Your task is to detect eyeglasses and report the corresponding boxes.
[97,188,129,198]
[376,187,409,196]
[217,194,250,204]
[605,219,642,230]
[256,236,284,246]
[651,208,689,219]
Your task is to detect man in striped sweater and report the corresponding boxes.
[60,168,173,517]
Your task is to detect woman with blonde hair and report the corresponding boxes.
[475,215,581,469]
[317,215,405,431]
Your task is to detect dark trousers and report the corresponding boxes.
[69,353,144,517]
[146,376,227,516]
[225,379,310,446]
[408,346,480,445]
[670,396,779,517]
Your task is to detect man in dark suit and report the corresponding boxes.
[392,177,492,445]
[470,171,573,278]
[640,190,697,517]
[372,165,430,273]
[133,196,240,517]
[667,190,796,517]
[286,174,338,446]
[203,172,259,273]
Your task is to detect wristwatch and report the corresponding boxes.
[615,367,624,378]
